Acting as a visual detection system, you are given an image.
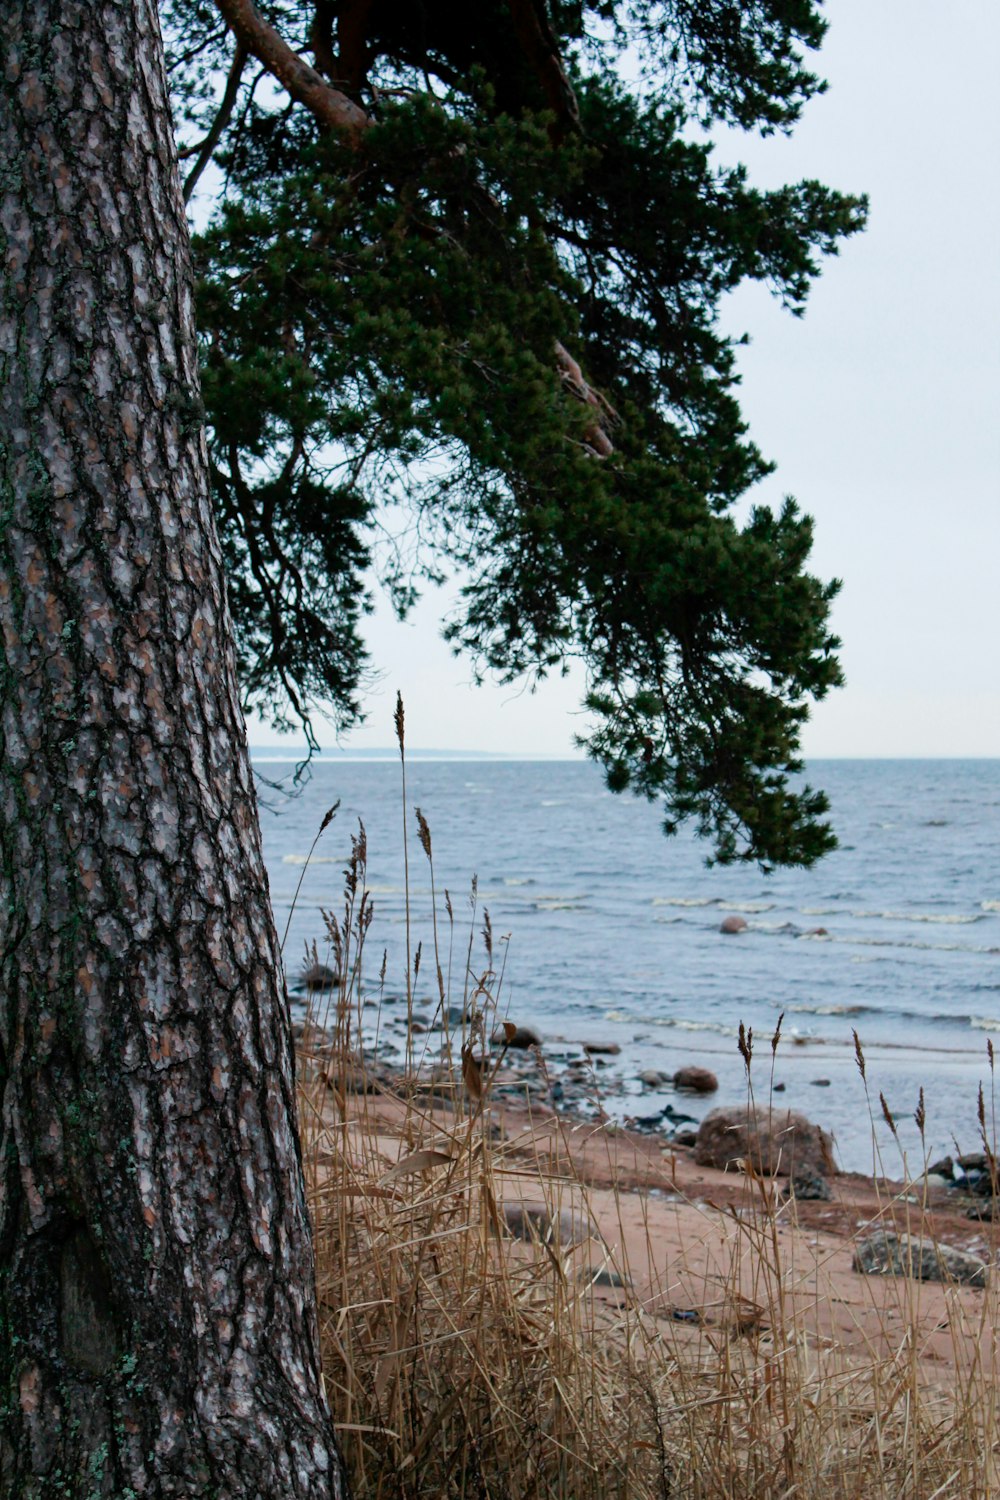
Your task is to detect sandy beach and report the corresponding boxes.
[311,1061,1000,1389]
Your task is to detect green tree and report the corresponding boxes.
[168,0,866,866]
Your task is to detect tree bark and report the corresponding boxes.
[0,3,346,1495]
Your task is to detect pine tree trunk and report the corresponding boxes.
[0,3,346,1494]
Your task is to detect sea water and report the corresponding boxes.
[254,755,1000,1173]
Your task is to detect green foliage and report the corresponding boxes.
[164,0,867,863]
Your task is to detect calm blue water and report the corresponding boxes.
[254,756,1000,1172]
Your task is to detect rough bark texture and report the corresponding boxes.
[0,3,346,1495]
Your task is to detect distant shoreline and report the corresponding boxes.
[250,747,999,764]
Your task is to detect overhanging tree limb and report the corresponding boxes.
[169,0,866,865]
[214,0,371,141]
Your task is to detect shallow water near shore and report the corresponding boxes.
[254,754,999,1173]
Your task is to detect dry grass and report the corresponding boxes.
[291,732,1000,1499]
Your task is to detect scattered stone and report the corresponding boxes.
[694,1106,836,1178]
[672,1129,698,1148]
[581,1267,630,1289]
[782,1172,833,1202]
[321,1061,377,1095]
[501,1202,590,1247]
[928,1154,955,1180]
[639,1069,669,1088]
[803,927,829,937]
[674,1065,718,1095]
[773,1082,786,1092]
[958,1152,989,1171]
[852,1230,988,1288]
[719,915,748,935]
[670,1308,700,1324]
[810,1078,832,1087]
[493,1024,543,1050]
[297,962,338,992]
[583,1041,621,1056]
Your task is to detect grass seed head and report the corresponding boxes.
[394,691,405,752]
[415,806,432,862]
[853,1029,867,1081]
[879,1091,898,1137]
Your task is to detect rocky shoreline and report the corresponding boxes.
[295,1000,1000,1238]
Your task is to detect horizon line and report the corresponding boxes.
[248,746,999,762]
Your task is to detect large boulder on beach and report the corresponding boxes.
[853,1230,987,1288]
[693,1106,836,1178]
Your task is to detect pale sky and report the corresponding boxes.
[247,0,1000,758]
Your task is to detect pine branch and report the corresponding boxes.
[183,41,248,202]
[213,0,370,143]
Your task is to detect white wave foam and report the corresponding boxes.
[844,935,983,954]
[504,877,534,887]
[604,1009,740,1038]
[651,897,718,908]
[982,900,1000,913]
[785,1002,869,1016]
[970,1016,1000,1033]
[282,854,338,865]
[850,909,982,925]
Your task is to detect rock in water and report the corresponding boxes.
[583,1041,621,1056]
[693,1106,836,1178]
[853,1230,988,1287]
[673,1065,718,1094]
[297,962,338,992]
[719,915,748,935]
[492,1024,543,1050]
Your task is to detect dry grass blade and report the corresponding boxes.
[380,1148,456,1182]
[461,1045,484,1103]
